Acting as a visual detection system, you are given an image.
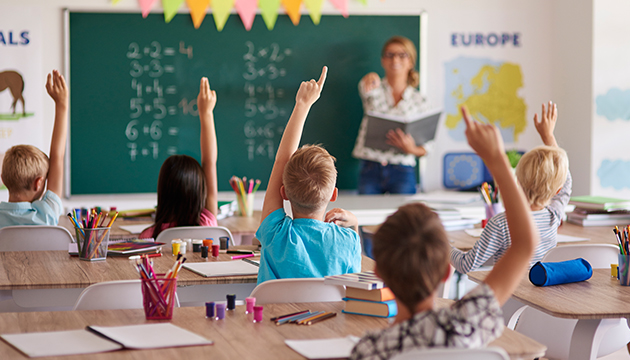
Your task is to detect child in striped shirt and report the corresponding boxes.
[450,101,571,274]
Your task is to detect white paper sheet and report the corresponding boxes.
[465,228,484,237]
[406,191,481,204]
[183,261,259,277]
[285,336,360,359]
[556,234,590,243]
[87,323,212,350]
[0,329,122,358]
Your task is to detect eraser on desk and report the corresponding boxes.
[529,258,593,286]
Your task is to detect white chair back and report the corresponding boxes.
[249,278,345,305]
[542,244,619,268]
[73,280,145,310]
[0,225,74,251]
[155,226,235,246]
[389,347,509,360]
[513,244,630,359]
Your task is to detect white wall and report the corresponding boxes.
[1,0,598,198]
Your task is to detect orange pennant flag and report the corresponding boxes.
[329,0,348,18]
[235,0,258,31]
[186,0,211,28]
[282,0,302,26]
[139,0,158,18]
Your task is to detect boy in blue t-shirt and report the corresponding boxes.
[256,66,361,284]
[0,71,68,228]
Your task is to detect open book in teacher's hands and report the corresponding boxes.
[363,108,442,153]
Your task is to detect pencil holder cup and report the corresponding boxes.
[76,227,110,261]
[238,193,254,217]
[619,255,630,286]
[484,203,504,220]
[141,276,177,320]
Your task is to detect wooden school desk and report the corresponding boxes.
[0,248,375,312]
[448,222,615,252]
[468,269,628,360]
[0,300,546,360]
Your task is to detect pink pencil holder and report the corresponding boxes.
[141,276,177,320]
[484,203,504,219]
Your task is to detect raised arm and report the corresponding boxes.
[260,66,327,222]
[45,70,69,197]
[462,106,539,305]
[534,101,558,147]
[197,77,218,216]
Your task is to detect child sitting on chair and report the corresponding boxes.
[350,106,539,359]
[256,66,362,284]
[450,101,571,273]
[0,71,68,229]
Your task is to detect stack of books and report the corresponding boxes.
[567,196,630,226]
[324,271,397,318]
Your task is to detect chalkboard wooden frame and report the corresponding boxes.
[65,11,421,195]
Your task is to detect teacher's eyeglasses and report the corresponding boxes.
[382,52,409,60]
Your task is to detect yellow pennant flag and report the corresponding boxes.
[259,0,281,30]
[282,0,301,26]
[112,0,123,4]
[303,0,323,25]
[212,0,235,31]
[186,0,211,28]
[356,0,366,4]
[163,0,185,23]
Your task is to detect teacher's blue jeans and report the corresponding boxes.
[358,160,417,195]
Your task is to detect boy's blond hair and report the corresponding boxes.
[373,203,450,313]
[1,145,49,193]
[515,145,568,208]
[283,144,337,213]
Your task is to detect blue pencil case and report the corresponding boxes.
[529,258,593,286]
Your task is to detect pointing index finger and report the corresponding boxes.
[317,66,328,87]
[460,106,473,128]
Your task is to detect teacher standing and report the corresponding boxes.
[352,36,428,194]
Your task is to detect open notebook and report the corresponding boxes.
[0,323,212,358]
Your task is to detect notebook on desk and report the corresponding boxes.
[183,260,259,277]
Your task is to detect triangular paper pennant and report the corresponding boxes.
[186,0,211,28]
[303,0,323,25]
[282,0,302,26]
[163,0,185,23]
[259,0,281,30]
[329,0,348,18]
[139,0,158,18]
[212,0,235,31]
[235,0,258,31]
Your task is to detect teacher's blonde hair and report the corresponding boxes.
[382,36,419,88]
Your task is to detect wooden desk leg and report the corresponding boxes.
[568,319,616,360]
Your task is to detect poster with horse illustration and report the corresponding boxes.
[0,7,43,190]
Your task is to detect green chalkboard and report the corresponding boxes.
[69,12,420,194]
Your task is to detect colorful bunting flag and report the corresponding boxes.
[303,0,323,25]
[329,0,348,18]
[139,0,158,18]
[163,0,185,23]
[235,0,258,31]
[259,0,281,30]
[282,0,302,26]
[212,0,235,31]
[186,0,211,28]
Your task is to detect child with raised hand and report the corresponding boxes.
[139,77,218,239]
[0,70,68,228]
[450,101,571,274]
[350,106,539,359]
[256,66,362,284]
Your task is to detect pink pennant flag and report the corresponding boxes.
[259,0,281,30]
[282,0,302,26]
[329,0,348,18]
[163,0,185,23]
[139,0,158,17]
[303,0,323,25]
[186,0,211,28]
[235,0,258,31]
